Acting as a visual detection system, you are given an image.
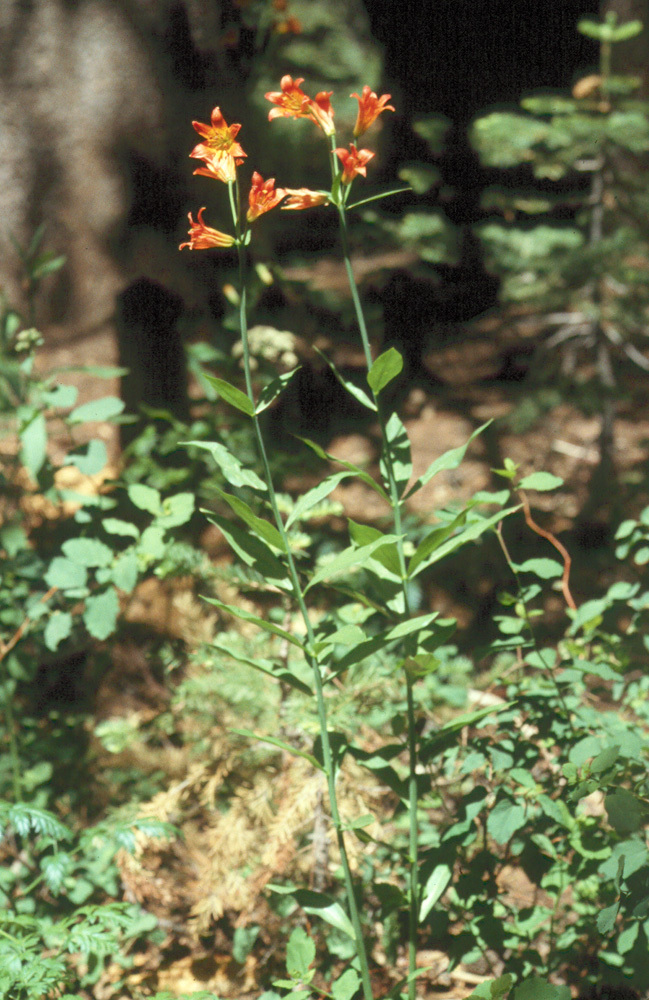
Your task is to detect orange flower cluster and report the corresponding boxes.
[180,78,395,250]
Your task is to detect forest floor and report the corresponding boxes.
[35,280,649,999]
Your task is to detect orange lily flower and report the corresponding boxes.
[335,143,375,184]
[190,107,246,163]
[266,76,335,135]
[247,172,287,221]
[281,188,330,210]
[265,76,313,122]
[179,208,236,250]
[192,152,237,184]
[309,91,335,136]
[351,85,395,137]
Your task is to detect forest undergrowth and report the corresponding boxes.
[3,15,649,1000]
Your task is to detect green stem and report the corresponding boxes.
[235,243,374,1000]
[335,196,419,1000]
[0,664,22,802]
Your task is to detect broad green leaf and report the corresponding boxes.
[63,439,108,476]
[297,436,389,500]
[45,557,88,590]
[68,396,125,424]
[84,587,119,640]
[139,524,166,560]
[367,347,403,395]
[103,518,139,539]
[211,490,284,551]
[596,901,619,935]
[466,975,514,1000]
[62,537,113,568]
[210,641,312,695]
[517,471,563,492]
[349,519,402,578]
[404,422,490,499]
[203,597,304,647]
[232,925,260,965]
[487,797,526,844]
[44,383,78,409]
[286,471,353,530]
[380,411,412,497]
[203,374,255,416]
[183,440,267,491]
[332,970,361,1000]
[207,514,292,593]
[419,863,452,921]
[285,926,316,979]
[314,348,377,411]
[230,729,322,770]
[605,789,644,835]
[305,534,401,592]
[255,368,302,414]
[111,550,139,593]
[293,889,356,940]
[157,492,195,528]
[513,978,570,1000]
[516,557,563,579]
[44,611,73,651]
[19,408,47,477]
[128,483,162,515]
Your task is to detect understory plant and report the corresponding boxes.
[175,78,616,1000]
[470,13,649,482]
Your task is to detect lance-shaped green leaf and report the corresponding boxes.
[314,347,377,411]
[419,863,452,922]
[286,471,354,530]
[331,612,440,673]
[183,440,266,491]
[578,16,642,43]
[347,743,408,799]
[367,347,403,395]
[408,508,471,577]
[292,889,356,940]
[230,729,322,770]
[203,374,255,416]
[211,641,312,695]
[408,506,520,578]
[380,411,412,498]
[206,514,292,593]
[348,519,402,577]
[517,471,563,492]
[210,488,284,551]
[305,534,402,592]
[203,597,304,648]
[255,367,302,414]
[297,436,389,500]
[419,702,514,764]
[404,422,491,500]
[312,623,367,656]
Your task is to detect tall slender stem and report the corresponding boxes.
[235,244,374,1000]
[335,197,419,1000]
